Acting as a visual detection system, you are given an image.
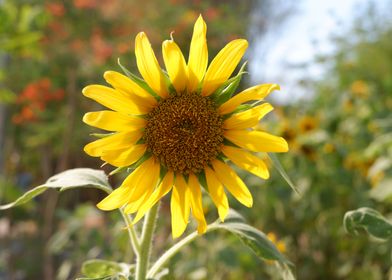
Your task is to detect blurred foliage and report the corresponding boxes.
[1,0,392,279]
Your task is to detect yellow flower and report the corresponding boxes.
[267,232,286,253]
[350,80,369,98]
[83,15,288,238]
[298,115,318,133]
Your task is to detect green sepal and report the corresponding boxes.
[162,69,177,96]
[117,58,161,101]
[128,152,152,170]
[196,171,208,190]
[159,164,168,181]
[210,61,248,106]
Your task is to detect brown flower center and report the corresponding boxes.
[144,93,223,174]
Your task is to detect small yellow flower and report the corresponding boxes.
[350,80,369,98]
[83,15,288,238]
[298,115,318,133]
[267,232,286,253]
[322,143,335,154]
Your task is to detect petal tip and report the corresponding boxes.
[82,85,92,96]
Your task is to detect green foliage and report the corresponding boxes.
[344,207,392,240]
[78,259,132,280]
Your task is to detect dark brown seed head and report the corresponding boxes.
[144,93,223,174]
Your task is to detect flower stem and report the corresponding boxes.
[120,209,141,254]
[135,203,159,280]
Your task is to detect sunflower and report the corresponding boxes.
[83,15,288,238]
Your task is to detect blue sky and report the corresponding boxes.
[248,0,391,102]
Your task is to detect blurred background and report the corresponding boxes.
[1,0,392,279]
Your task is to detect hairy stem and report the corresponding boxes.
[120,209,141,254]
[135,203,159,280]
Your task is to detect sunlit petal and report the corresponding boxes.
[204,167,229,221]
[202,39,248,96]
[223,103,273,130]
[187,15,208,93]
[224,130,289,153]
[211,159,253,207]
[83,110,146,132]
[188,173,207,234]
[162,40,187,93]
[135,32,168,98]
[83,85,150,115]
[219,84,280,115]
[222,145,269,179]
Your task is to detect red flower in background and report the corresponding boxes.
[13,78,65,125]
[46,2,65,17]
[90,29,113,64]
[73,0,97,10]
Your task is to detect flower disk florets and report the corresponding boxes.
[144,92,223,174]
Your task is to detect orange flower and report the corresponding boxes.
[46,2,65,17]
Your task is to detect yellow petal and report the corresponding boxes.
[162,40,187,93]
[219,84,280,115]
[171,175,191,238]
[224,130,289,153]
[202,39,248,96]
[120,157,160,203]
[188,173,207,234]
[122,159,160,215]
[135,32,168,98]
[187,15,208,93]
[83,111,146,132]
[97,186,129,211]
[101,144,147,167]
[204,167,229,221]
[84,131,142,157]
[103,71,157,107]
[133,171,174,224]
[223,103,273,130]
[221,145,269,179]
[83,85,150,115]
[123,185,154,214]
[211,160,253,207]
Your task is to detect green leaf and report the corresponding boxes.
[81,259,132,279]
[268,153,300,195]
[344,207,392,240]
[0,168,111,210]
[215,210,290,264]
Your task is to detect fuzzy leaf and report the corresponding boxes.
[215,210,290,264]
[0,168,111,210]
[80,259,132,279]
[344,207,392,240]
